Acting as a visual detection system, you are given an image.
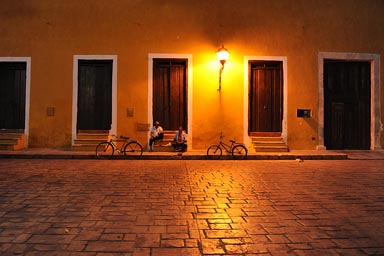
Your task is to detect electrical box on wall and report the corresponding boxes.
[46,107,55,117]
[297,109,311,118]
[127,108,135,117]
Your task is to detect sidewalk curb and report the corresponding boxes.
[3,149,383,160]
[0,152,349,160]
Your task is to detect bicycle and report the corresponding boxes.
[206,132,248,160]
[96,135,143,159]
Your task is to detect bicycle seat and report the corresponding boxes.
[120,135,130,140]
[230,139,236,143]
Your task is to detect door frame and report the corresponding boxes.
[148,53,193,149]
[72,55,117,145]
[318,52,381,150]
[0,57,31,148]
[243,56,288,146]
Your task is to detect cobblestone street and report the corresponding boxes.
[0,159,384,255]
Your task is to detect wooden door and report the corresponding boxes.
[77,60,112,131]
[324,60,370,149]
[153,59,187,131]
[0,62,26,130]
[248,61,283,133]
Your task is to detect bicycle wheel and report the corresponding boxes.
[96,142,114,159]
[124,141,143,159]
[232,144,248,159]
[207,145,222,160]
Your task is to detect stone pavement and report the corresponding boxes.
[0,159,384,256]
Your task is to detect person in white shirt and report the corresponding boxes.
[149,121,164,151]
[172,126,187,152]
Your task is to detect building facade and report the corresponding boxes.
[0,0,383,151]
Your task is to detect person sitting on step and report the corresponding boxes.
[172,126,187,152]
[149,121,164,151]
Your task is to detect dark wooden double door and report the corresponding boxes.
[249,61,283,134]
[77,60,112,131]
[0,62,26,130]
[324,60,371,150]
[153,59,187,131]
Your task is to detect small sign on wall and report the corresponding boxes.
[136,123,149,131]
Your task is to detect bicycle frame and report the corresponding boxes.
[108,137,129,154]
[217,134,239,153]
[218,140,236,154]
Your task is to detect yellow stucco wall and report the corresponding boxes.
[0,0,383,149]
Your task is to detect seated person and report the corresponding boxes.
[149,121,164,151]
[172,126,187,152]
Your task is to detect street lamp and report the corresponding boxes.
[216,45,229,92]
